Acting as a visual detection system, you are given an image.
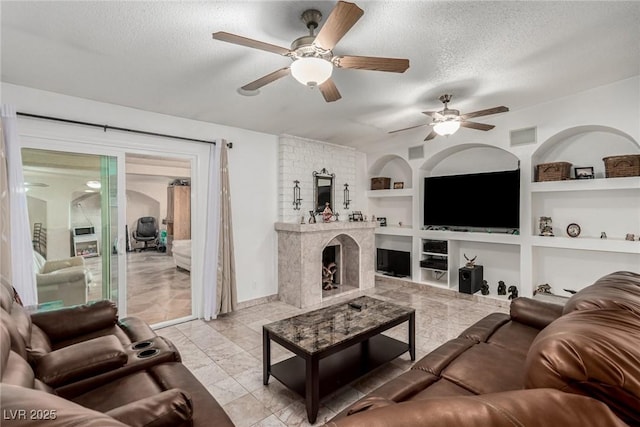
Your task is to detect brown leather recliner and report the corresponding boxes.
[328,271,640,426]
[0,280,235,427]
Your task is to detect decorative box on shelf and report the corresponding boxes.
[535,162,572,182]
[603,154,640,178]
[371,177,391,190]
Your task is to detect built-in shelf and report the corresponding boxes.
[366,188,413,198]
[530,176,640,192]
[419,230,521,245]
[531,236,640,254]
[375,226,414,236]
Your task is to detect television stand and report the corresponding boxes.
[383,272,408,278]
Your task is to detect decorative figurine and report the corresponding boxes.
[464,254,477,268]
[625,233,635,241]
[308,210,316,224]
[534,283,552,295]
[322,202,333,222]
[300,215,305,224]
[371,215,376,222]
[508,285,519,300]
[539,216,554,236]
[480,280,490,295]
[600,232,607,239]
[497,281,506,295]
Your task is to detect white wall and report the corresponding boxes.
[278,135,365,223]
[2,82,280,306]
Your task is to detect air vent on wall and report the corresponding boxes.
[408,145,424,160]
[510,126,537,146]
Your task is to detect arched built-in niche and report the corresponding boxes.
[532,125,639,180]
[420,143,519,176]
[368,154,413,188]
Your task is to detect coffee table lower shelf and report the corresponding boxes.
[270,334,408,402]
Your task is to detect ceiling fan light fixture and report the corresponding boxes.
[433,120,461,136]
[290,57,333,87]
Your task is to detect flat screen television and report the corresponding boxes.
[423,169,520,231]
[376,248,411,278]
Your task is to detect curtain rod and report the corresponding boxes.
[16,112,232,148]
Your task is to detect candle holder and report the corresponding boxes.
[343,183,351,210]
[292,180,302,210]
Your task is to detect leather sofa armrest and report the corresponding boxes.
[35,335,127,387]
[509,297,564,330]
[118,316,159,342]
[1,383,129,427]
[30,300,118,342]
[323,389,627,427]
[105,389,193,427]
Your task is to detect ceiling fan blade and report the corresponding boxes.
[460,106,509,120]
[212,31,291,56]
[334,55,409,73]
[313,1,364,51]
[319,78,342,102]
[388,123,428,134]
[424,130,438,141]
[460,121,495,131]
[241,67,290,91]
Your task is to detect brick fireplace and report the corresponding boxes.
[274,221,375,308]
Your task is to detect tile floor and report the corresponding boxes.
[156,280,509,427]
[86,251,191,324]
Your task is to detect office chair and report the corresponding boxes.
[132,216,159,251]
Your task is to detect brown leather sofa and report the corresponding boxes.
[326,271,640,427]
[0,279,234,427]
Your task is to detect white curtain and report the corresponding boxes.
[1,105,37,305]
[202,141,221,320]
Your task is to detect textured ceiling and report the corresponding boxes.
[2,1,639,149]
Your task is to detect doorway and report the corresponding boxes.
[124,153,192,324]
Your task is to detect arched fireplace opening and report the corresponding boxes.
[322,234,359,297]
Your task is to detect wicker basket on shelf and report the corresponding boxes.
[371,177,391,190]
[603,155,640,178]
[535,162,572,182]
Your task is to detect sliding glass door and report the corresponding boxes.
[22,148,120,307]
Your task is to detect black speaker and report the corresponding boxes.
[459,265,483,294]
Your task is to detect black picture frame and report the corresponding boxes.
[377,217,387,227]
[574,166,594,179]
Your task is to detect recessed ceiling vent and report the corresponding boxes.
[510,126,537,146]
[408,145,424,160]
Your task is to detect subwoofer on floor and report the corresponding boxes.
[459,265,483,294]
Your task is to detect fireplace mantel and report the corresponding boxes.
[274,221,375,308]
[274,221,376,233]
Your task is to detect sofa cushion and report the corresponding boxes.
[525,307,640,425]
[31,300,118,342]
[35,335,127,387]
[564,271,640,315]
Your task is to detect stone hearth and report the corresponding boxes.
[275,221,375,308]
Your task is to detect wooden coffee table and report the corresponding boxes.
[263,295,415,423]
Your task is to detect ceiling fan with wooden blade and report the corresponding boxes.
[389,94,509,140]
[212,1,409,102]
